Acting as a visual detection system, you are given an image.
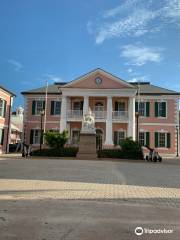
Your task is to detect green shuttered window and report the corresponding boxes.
[146,102,150,117]
[155,102,166,117]
[32,100,45,115]
[154,132,171,148]
[167,133,171,148]
[30,129,42,144]
[139,132,150,146]
[146,132,150,146]
[114,131,125,146]
[155,132,159,147]
[135,101,150,117]
[50,101,61,115]
[0,99,7,118]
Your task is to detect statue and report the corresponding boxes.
[77,108,97,159]
[81,108,95,133]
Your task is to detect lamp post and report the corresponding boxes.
[176,125,179,157]
[135,111,140,142]
[40,110,45,151]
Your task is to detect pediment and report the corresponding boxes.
[63,69,135,89]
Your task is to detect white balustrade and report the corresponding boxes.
[112,111,128,120]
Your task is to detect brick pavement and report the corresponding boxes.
[0,158,180,208]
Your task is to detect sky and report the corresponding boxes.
[0,0,180,109]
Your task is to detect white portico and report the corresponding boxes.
[59,89,137,146]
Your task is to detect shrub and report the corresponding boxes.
[44,130,68,149]
[120,138,144,159]
[98,138,144,160]
[31,147,78,157]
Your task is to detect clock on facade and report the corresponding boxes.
[95,77,102,85]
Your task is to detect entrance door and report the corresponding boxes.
[96,129,103,150]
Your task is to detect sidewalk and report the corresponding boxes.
[0,153,22,159]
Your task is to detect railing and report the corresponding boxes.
[112,111,128,121]
[93,111,107,119]
[67,110,128,121]
[67,110,83,120]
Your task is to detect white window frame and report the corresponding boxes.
[157,101,167,118]
[158,132,167,148]
[94,102,104,111]
[73,101,82,110]
[0,99,5,118]
[33,129,41,144]
[35,101,44,115]
[139,132,146,146]
[116,101,126,111]
[117,130,126,145]
[93,99,105,111]
[138,102,146,117]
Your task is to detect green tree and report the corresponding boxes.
[44,130,68,149]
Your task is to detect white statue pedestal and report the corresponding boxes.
[76,132,97,159]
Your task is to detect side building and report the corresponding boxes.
[0,85,15,154]
[21,68,180,156]
[11,107,24,144]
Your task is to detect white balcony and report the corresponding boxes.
[93,111,107,119]
[66,110,128,122]
[67,110,83,120]
[112,111,128,121]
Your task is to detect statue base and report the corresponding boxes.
[76,132,97,159]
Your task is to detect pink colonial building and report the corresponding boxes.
[0,85,15,154]
[22,69,180,156]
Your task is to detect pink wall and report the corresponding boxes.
[140,125,176,154]
[139,99,176,124]
[24,94,178,155]
[0,89,12,153]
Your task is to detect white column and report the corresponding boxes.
[105,96,113,145]
[83,96,89,115]
[127,97,136,140]
[60,96,67,132]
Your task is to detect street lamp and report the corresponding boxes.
[176,125,179,157]
[135,111,140,142]
[40,110,45,151]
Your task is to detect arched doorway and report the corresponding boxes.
[96,129,103,150]
[94,102,104,111]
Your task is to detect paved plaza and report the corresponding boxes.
[0,157,180,239]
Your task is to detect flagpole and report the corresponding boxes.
[44,80,48,133]
[138,80,140,109]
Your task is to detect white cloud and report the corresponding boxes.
[128,75,150,82]
[163,0,180,19]
[96,9,158,44]
[43,74,63,83]
[127,68,133,73]
[8,59,23,72]
[103,0,138,18]
[121,44,163,66]
[89,0,180,44]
